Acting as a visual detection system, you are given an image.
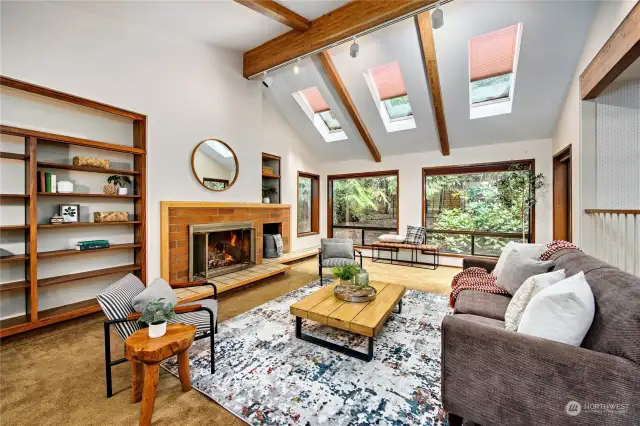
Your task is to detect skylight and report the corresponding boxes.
[469,23,522,119]
[207,140,233,157]
[365,62,416,132]
[292,87,347,142]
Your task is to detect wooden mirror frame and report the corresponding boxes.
[191,139,239,192]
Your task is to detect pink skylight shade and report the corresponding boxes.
[300,87,330,113]
[370,62,407,101]
[469,24,519,82]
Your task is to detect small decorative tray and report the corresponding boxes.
[334,284,377,303]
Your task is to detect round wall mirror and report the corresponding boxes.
[191,139,239,191]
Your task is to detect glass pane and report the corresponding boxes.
[297,176,312,234]
[331,174,398,246]
[383,95,413,120]
[424,169,531,256]
[318,110,342,132]
[471,73,512,104]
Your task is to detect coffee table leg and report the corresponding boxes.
[131,361,143,403]
[394,298,403,314]
[177,351,192,392]
[295,316,374,362]
[139,363,159,426]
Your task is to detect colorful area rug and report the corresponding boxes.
[162,278,451,425]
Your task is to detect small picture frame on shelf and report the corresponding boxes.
[59,204,80,223]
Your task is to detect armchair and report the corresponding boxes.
[97,274,218,398]
[318,238,363,281]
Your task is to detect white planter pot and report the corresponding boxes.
[148,322,167,338]
[118,187,128,195]
[263,197,271,204]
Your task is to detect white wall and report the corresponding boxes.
[552,1,636,245]
[0,1,319,318]
[320,138,554,267]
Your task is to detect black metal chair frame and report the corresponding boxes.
[319,248,363,281]
[372,244,439,270]
[103,282,218,398]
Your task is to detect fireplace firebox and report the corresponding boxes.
[189,222,256,281]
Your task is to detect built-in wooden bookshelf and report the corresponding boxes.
[0,76,147,338]
[262,152,281,204]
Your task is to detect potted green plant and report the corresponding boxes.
[138,299,176,338]
[262,185,278,204]
[332,264,361,286]
[108,175,133,195]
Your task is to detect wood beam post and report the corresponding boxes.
[243,0,438,78]
[580,3,640,100]
[317,51,381,163]
[234,0,311,32]
[416,11,450,156]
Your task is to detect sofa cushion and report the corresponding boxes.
[517,272,595,346]
[454,290,511,321]
[496,250,554,294]
[580,266,640,364]
[492,242,546,278]
[451,313,505,329]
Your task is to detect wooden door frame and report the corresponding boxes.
[553,145,572,242]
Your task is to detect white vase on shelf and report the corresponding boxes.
[148,322,167,338]
[263,197,271,204]
[118,187,128,195]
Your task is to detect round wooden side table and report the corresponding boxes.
[125,324,196,426]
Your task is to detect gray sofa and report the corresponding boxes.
[442,249,639,425]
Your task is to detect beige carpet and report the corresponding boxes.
[0,258,457,425]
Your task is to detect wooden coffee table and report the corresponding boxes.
[290,282,405,361]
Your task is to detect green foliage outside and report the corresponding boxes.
[297,177,312,233]
[138,299,176,326]
[332,176,397,226]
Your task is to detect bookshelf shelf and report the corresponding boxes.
[0,76,147,338]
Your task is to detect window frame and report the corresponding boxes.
[382,95,414,122]
[327,170,400,247]
[421,160,536,257]
[297,171,320,237]
[203,177,229,190]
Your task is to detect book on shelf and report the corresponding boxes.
[45,172,51,192]
[51,174,57,193]
[38,171,45,192]
[75,241,110,251]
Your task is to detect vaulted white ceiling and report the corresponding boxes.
[264,1,599,161]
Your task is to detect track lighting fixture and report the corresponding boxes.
[350,37,360,58]
[432,2,444,29]
[262,72,274,88]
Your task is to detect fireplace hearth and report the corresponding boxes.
[189,222,256,281]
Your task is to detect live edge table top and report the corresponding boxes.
[290,282,406,338]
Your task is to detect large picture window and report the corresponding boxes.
[423,161,534,257]
[297,172,319,236]
[328,171,398,246]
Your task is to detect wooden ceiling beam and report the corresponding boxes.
[581,3,640,100]
[415,11,450,156]
[234,0,311,32]
[317,51,381,163]
[243,0,438,78]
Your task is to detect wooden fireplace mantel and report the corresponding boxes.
[160,201,291,281]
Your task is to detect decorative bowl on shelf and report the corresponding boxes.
[334,284,377,303]
[103,184,118,195]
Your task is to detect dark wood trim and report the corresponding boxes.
[0,152,27,160]
[203,178,230,188]
[262,152,281,204]
[190,139,239,192]
[1,125,145,155]
[38,221,141,229]
[234,0,311,32]
[37,161,140,175]
[27,137,38,322]
[37,192,141,198]
[585,209,640,215]
[37,264,141,288]
[242,0,440,78]
[421,160,536,245]
[415,12,450,156]
[297,171,320,236]
[553,144,572,242]
[1,75,146,120]
[133,119,147,284]
[316,51,381,162]
[327,170,400,239]
[580,3,640,100]
[37,244,141,259]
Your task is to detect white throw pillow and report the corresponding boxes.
[504,269,566,331]
[378,234,406,243]
[517,272,595,346]
[492,242,546,277]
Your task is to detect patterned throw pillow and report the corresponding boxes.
[504,269,566,331]
[403,225,426,245]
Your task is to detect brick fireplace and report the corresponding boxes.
[160,202,291,282]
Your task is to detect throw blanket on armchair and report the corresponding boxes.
[449,240,580,307]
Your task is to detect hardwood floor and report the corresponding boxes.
[0,258,457,425]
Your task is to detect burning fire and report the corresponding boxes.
[208,232,239,268]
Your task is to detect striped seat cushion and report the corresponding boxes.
[170,298,218,337]
[372,241,439,251]
[97,273,145,340]
[322,258,360,268]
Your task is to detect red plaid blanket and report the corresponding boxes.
[449,240,580,307]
